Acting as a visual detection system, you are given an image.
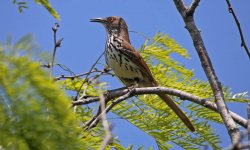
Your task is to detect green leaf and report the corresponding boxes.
[17,2,27,5]
[34,0,60,20]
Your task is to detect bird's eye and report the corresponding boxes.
[108,17,114,22]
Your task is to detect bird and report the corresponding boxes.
[90,16,195,132]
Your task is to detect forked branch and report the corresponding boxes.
[173,0,240,143]
[76,86,247,129]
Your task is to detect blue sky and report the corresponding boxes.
[1,0,249,149]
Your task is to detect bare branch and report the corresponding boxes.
[41,64,50,68]
[73,96,99,105]
[172,0,187,17]
[225,0,250,59]
[50,23,62,80]
[85,89,134,130]
[74,51,105,100]
[225,130,250,150]
[98,89,112,150]
[74,86,248,128]
[173,0,240,143]
[247,103,250,148]
[187,0,200,16]
[55,68,113,81]
[129,30,151,41]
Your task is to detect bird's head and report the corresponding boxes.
[90,16,128,35]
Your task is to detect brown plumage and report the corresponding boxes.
[90,16,195,132]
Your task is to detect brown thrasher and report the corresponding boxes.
[90,16,195,132]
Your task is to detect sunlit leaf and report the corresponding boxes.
[34,0,60,20]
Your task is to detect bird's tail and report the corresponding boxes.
[157,93,195,132]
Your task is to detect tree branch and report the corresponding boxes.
[172,0,240,143]
[247,102,250,148]
[187,0,200,16]
[74,86,248,128]
[225,130,250,150]
[85,89,133,130]
[54,69,113,81]
[98,89,112,150]
[74,51,105,100]
[50,23,63,80]
[225,0,250,59]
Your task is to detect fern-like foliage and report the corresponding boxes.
[140,33,193,77]
[0,35,86,149]
[12,0,28,13]
[0,35,128,150]
[12,0,60,20]
[34,0,60,20]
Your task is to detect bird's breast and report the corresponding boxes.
[105,42,143,81]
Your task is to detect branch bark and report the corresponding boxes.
[98,90,112,150]
[172,0,240,143]
[247,103,250,148]
[73,86,247,128]
[84,89,133,130]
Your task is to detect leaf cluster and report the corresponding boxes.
[12,0,60,20]
[0,36,103,149]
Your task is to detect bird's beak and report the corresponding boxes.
[90,18,107,24]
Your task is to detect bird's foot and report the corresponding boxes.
[126,83,138,93]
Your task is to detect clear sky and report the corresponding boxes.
[1,0,249,149]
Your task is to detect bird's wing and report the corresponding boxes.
[119,40,195,132]
[119,40,157,86]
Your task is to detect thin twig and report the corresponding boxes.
[41,64,50,68]
[50,23,63,80]
[81,73,102,98]
[225,0,250,59]
[129,30,151,40]
[86,89,133,130]
[81,70,113,98]
[75,86,248,128]
[173,0,240,143]
[98,88,112,150]
[74,51,105,100]
[55,69,113,81]
[50,23,59,79]
[83,107,101,129]
[55,64,75,75]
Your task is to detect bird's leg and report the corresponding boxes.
[126,77,139,93]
